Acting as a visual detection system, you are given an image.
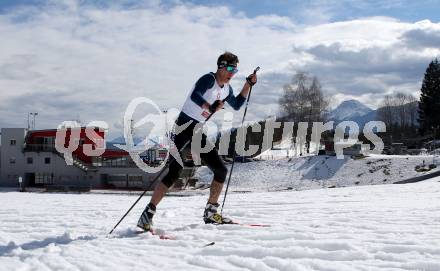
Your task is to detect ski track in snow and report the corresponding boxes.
[1,179,440,270]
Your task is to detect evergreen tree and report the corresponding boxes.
[418,58,440,135]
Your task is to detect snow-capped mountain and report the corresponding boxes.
[110,136,144,145]
[108,135,167,150]
[328,99,373,121]
[107,136,148,150]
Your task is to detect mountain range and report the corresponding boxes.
[328,99,377,127]
[328,100,373,121]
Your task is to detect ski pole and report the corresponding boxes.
[109,102,222,235]
[221,66,260,215]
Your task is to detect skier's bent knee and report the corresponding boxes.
[161,177,175,188]
[213,166,227,183]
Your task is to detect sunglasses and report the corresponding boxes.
[226,66,238,74]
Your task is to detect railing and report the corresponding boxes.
[71,155,97,172]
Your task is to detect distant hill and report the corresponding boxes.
[351,110,378,128]
[328,99,373,121]
[328,99,419,128]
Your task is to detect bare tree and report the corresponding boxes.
[406,95,418,128]
[279,72,328,123]
[377,92,419,142]
[308,76,329,122]
[279,72,329,154]
[395,92,409,128]
[377,95,394,132]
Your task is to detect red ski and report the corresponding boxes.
[230,222,271,227]
[135,229,216,247]
[212,220,271,227]
[135,228,176,240]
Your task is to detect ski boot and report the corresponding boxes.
[137,203,156,231]
[203,202,233,224]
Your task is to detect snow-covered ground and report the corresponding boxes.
[196,154,440,192]
[1,177,440,270]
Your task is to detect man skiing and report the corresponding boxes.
[137,52,257,230]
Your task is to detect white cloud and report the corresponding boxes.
[0,1,438,138]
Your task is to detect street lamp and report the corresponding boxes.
[163,110,168,143]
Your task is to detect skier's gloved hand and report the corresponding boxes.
[209,100,224,113]
[246,73,257,86]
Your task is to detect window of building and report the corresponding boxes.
[45,157,51,164]
[10,157,16,164]
[27,157,33,164]
[9,175,17,180]
[128,175,143,187]
[10,139,16,146]
[43,137,54,145]
[102,157,129,167]
[35,173,53,185]
[92,157,103,167]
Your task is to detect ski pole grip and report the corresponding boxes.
[246,67,260,87]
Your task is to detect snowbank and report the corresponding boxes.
[215,154,439,191]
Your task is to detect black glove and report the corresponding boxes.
[209,100,222,113]
[246,75,256,86]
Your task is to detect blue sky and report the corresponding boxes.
[0,0,439,136]
[189,0,440,23]
[1,0,439,23]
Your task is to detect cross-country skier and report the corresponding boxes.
[137,52,257,230]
